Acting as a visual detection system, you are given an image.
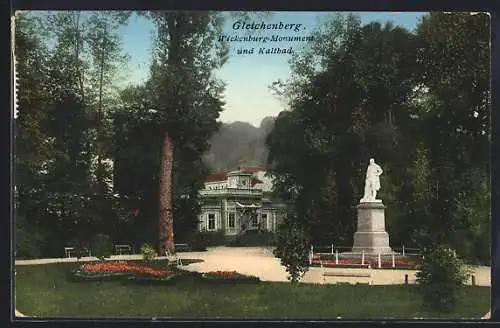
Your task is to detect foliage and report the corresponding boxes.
[140,243,157,262]
[14,11,132,258]
[15,10,490,269]
[265,12,490,266]
[89,233,113,261]
[188,231,225,250]
[201,271,260,284]
[273,215,311,283]
[228,230,276,246]
[416,245,473,312]
[412,13,490,254]
[15,216,46,260]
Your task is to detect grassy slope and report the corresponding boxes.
[15,262,489,319]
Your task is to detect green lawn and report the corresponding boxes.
[15,261,489,319]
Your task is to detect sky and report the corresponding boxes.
[117,12,426,127]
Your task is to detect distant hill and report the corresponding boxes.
[203,117,276,173]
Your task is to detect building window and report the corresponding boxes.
[228,213,235,228]
[208,214,216,230]
[261,213,267,229]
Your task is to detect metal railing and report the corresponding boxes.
[199,188,263,197]
[311,244,420,256]
[309,244,421,269]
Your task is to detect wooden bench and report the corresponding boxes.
[166,251,183,266]
[174,243,190,252]
[64,247,74,258]
[322,271,372,285]
[115,244,133,255]
[64,246,92,258]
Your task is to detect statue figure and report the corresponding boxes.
[360,158,383,202]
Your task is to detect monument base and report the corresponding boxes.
[352,232,392,254]
[350,201,392,255]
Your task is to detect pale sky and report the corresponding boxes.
[102,12,425,127]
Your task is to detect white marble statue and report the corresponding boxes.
[360,158,383,202]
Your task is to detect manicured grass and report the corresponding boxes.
[15,262,489,319]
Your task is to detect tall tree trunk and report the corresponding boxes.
[157,12,181,255]
[73,13,86,105]
[159,131,174,254]
[97,34,105,193]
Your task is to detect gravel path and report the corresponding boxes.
[174,247,491,286]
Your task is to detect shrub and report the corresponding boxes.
[189,231,225,250]
[416,245,473,312]
[15,216,46,260]
[201,271,260,284]
[140,243,157,262]
[90,234,113,261]
[228,230,276,246]
[273,214,310,284]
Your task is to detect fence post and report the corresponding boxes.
[335,249,339,265]
[402,245,405,256]
[472,275,476,286]
[331,244,334,255]
[392,251,395,268]
[378,253,381,268]
[405,274,408,284]
[362,250,365,265]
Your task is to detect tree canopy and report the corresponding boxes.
[266,12,490,264]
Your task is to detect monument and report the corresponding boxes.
[351,158,392,254]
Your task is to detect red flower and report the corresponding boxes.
[80,261,170,277]
[313,257,419,268]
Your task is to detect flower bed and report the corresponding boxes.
[311,257,420,269]
[201,271,260,284]
[70,260,179,284]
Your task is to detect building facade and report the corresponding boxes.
[198,166,285,238]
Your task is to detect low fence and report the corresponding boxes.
[309,245,421,269]
[311,245,420,256]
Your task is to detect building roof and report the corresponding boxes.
[205,172,227,182]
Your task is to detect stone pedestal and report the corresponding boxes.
[351,202,392,254]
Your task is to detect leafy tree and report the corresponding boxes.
[138,11,228,254]
[14,12,53,223]
[266,12,490,270]
[405,144,435,248]
[273,214,311,284]
[412,13,490,260]
[15,11,132,256]
[416,245,472,312]
[267,14,418,247]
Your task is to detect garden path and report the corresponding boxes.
[176,247,491,287]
